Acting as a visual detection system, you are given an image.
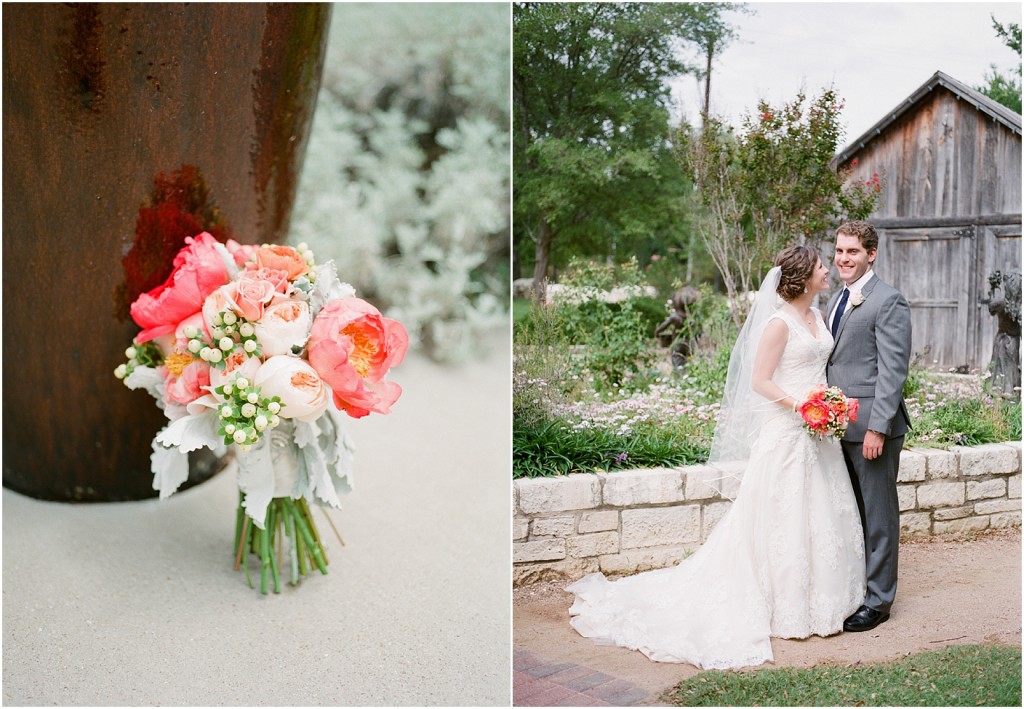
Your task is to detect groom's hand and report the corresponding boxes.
[863,430,885,460]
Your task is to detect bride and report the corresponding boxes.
[567,245,866,670]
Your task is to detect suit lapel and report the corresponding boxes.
[830,276,881,353]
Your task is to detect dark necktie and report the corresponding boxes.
[831,288,850,338]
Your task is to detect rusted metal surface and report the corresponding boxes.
[2,3,330,501]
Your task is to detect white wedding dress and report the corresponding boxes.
[567,309,866,670]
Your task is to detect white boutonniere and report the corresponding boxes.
[849,289,865,307]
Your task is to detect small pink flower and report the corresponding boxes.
[225,239,259,268]
[209,348,262,393]
[162,359,212,407]
[307,297,408,418]
[129,232,231,343]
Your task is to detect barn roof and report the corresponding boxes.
[834,70,1022,167]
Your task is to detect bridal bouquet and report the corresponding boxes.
[115,233,407,593]
[799,385,859,440]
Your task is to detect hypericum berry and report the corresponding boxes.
[270,414,281,427]
[243,340,257,353]
[235,378,249,389]
[183,326,199,339]
[212,313,223,327]
[114,364,128,379]
[254,415,268,431]
[223,325,235,335]
[224,424,236,435]
[222,311,238,326]
[268,401,281,414]
[187,339,202,354]
[222,384,233,396]
[241,403,257,418]
[218,337,234,351]
[246,392,258,404]
[208,349,223,363]
[200,347,213,361]
[221,406,233,418]
[239,323,255,337]
[125,346,137,359]
[232,430,248,445]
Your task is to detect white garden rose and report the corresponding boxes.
[254,299,312,357]
[253,355,330,422]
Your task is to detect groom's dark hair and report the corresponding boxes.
[836,220,878,253]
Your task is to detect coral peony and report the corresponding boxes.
[130,232,231,343]
[307,298,409,418]
[162,358,212,407]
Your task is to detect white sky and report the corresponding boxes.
[670,1,1022,150]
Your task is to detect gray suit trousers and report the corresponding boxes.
[841,435,904,613]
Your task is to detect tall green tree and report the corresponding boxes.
[976,14,1021,113]
[676,89,881,326]
[513,2,738,299]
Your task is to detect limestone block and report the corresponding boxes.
[604,467,684,506]
[966,478,1007,501]
[897,450,927,482]
[897,484,917,512]
[513,517,530,541]
[899,511,931,535]
[513,558,599,587]
[568,531,620,559]
[1010,475,1021,499]
[933,506,973,521]
[531,516,576,538]
[954,444,1020,476]
[933,516,990,535]
[916,481,965,509]
[578,510,619,534]
[701,501,733,542]
[990,511,1022,529]
[513,483,519,516]
[973,498,1022,515]
[517,474,600,514]
[621,505,701,549]
[598,545,694,576]
[513,539,566,563]
[684,463,741,501]
[920,448,958,480]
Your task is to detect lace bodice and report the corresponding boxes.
[769,307,833,397]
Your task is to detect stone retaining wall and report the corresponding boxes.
[513,441,1022,586]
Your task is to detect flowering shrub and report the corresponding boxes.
[291,4,509,362]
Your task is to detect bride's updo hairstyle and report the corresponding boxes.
[774,245,817,301]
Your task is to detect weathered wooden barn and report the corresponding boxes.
[833,70,1021,370]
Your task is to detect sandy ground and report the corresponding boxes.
[3,327,512,707]
[514,529,1022,702]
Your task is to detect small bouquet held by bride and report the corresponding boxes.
[798,385,859,440]
[115,233,407,593]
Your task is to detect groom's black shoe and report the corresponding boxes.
[843,605,889,632]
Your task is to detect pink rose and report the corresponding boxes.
[129,232,231,343]
[255,244,309,281]
[223,271,282,322]
[162,359,212,407]
[254,299,312,357]
[307,297,408,418]
[253,356,330,422]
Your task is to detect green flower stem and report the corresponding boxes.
[234,490,245,555]
[285,505,299,585]
[260,525,271,595]
[298,497,329,566]
[284,498,328,575]
[295,525,309,577]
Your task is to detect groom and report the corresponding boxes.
[826,220,912,633]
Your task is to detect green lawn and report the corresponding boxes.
[663,644,1021,707]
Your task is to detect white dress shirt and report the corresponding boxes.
[830,269,874,333]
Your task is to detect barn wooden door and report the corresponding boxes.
[876,225,977,368]
[877,222,1022,370]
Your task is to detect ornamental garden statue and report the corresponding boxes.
[985,270,1021,400]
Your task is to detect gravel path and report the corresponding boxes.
[514,528,1021,706]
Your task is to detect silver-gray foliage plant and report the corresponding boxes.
[290,4,510,362]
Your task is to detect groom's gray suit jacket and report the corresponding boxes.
[825,275,912,442]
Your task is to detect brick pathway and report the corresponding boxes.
[513,647,658,707]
